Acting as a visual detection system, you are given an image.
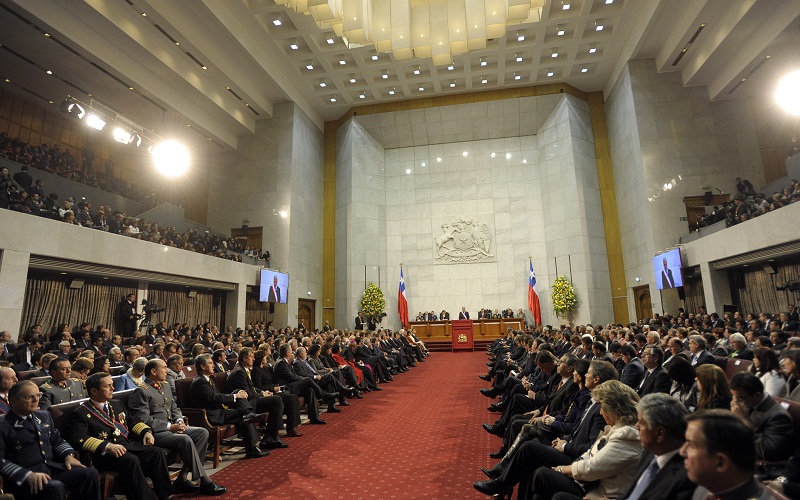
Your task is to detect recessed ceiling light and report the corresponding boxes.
[406,168,411,174]
[388,88,395,95]
[515,54,523,62]
[557,25,565,36]
[319,80,327,87]
[413,65,421,75]
[289,40,299,50]
[517,32,525,42]
[480,57,488,67]
[349,76,357,83]
[339,58,347,65]
[551,49,559,58]
[330,96,337,102]
[201,65,207,70]
[421,162,426,167]
[48,100,53,104]
[589,47,597,54]
[359,93,366,99]
[514,73,521,80]
[490,152,496,158]
[371,54,379,61]
[418,85,424,91]
[447,63,455,70]
[506,153,512,159]
[605,0,614,4]
[561,1,570,10]
[449,81,456,87]
[462,151,468,156]
[272,16,282,26]
[326,36,335,44]
[4,79,10,83]
[547,70,555,77]
[481,77,488,84]
[44,32,51,37]
[306,61,314,70]
[522,159,527,164]
[436,157,442,162]
[595,21,605,31]
[175,42,180,46]
[381,70,389,79]
[581,67,588,73]
[46,70,52,75]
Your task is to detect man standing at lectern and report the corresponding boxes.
[459,307,470,320]
[267,275,281,303]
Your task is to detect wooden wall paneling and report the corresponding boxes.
[9,95,23,123]
[7,123,19,139]
[322,121,337,323]
[21,101,34,129]
[0,91,12,118]
[31,107,44,132]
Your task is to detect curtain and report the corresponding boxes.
[730,261,800,315]
[245,293,272,325]
[147,285,221,328]
[682,267,705,313]
[22,273,135,338]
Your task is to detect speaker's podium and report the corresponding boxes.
[451,320,474,351]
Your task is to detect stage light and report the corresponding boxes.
[113,127,131,144]
[776,70,800,115]
[152,140,189,177]
[86,114,106,130]
[130,134,142,147]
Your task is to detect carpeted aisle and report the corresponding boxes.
[202,351,494,499]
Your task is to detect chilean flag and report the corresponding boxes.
[528,260,542,325]
[398,267,409,328]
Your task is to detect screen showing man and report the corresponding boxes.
[259,270,289,303]
[653,248,683,290]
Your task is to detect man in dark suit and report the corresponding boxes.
[224,348,289,449]
[66,373,178,500]
[620,393,695,500]
[354,311,366,330]
[12,335,42,372]
[619,344,645,389]
[0,330,17,360]
[637,346,671,397]
[267,275,281,303]
[188,354,268,459]
[662,337,691,370]
[0,380,101,500]
[294,347,352,405]
[727,333,754,360]
[729,372,794,462]
[272,344,334,424]
[128,359,222,493]
[119,293,138,338]
[459,306,470,320]
[660,258,675,289]
[13,164,33,192]
[688,335,715,367]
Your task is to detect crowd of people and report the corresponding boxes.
[0,317,429,499]
[414,308,525,322]
[0,164,270,264]
[691,176,800,232]
[474,307,800,499]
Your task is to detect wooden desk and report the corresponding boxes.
[408,319,524,343]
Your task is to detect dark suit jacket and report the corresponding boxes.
[637,366,672,397]
[0,410,75,484]
[188,374,247,425]
[661,269,675,289]
[691,350,715,367]
[272,358,306,386]
[267,286,281,303]
[458,311,470,319]
[354,316,365,330]
[226,364,262,400]
[620,451,695,500]
[750,395,795,461]
[251,365,276,392]
[621,357,646,389]
[729,347,754,360]
[544,378,578,415]
[564,402,606,459]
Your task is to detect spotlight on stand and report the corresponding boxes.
[151,140,190,177]
[113,127,131,144]
[129,133,142,147]
[60,99,85,119]
[85,114,106,130]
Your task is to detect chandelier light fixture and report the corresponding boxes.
[275,0,546,65]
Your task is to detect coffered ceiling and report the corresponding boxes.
[0,0,798,151]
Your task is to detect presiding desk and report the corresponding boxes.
[408,318,524,347]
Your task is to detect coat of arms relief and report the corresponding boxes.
[433,217,496,263]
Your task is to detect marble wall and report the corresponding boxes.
[336,94,612,329]
[206,102,325,326]
[607,59,764,320]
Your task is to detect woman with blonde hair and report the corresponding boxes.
[530,380,642,500]
[695,363,732,410]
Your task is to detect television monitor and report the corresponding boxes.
[259,269,289,303]
[653,248,684,290]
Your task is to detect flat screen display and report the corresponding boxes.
[259,269,289,303]
[653,248,683,290]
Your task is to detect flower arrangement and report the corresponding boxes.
[360,283,386,323]
[551,275,577,317]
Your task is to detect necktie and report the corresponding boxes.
[627,457,659,500]
[103,404,109,414]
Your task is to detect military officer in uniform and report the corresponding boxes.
[0,380,101,500]
[65,373,176,500]
[39,359,87,410]
[127,359,224,495]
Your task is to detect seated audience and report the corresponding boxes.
[694,364,733,410]
[752,347,787,397]
[729,372,794,462]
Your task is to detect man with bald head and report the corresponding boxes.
[0,330,16,359]
[0,367,18,414]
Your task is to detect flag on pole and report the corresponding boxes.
[398,266,409,328]
[528,259,542,325]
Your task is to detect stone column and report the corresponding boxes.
[0,250,31,341]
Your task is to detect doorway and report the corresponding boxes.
[633,285,652,323]
[298,298,315,331]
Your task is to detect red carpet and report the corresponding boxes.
[201,351,494,499]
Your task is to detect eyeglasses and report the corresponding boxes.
[19,393,42,401]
